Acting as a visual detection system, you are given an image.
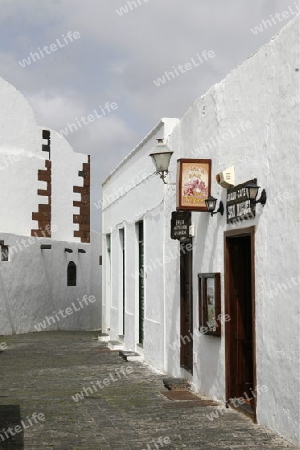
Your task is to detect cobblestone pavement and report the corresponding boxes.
[0,331,298,450]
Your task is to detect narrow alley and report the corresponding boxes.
[0,332,297,449]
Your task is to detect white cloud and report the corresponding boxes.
[26,91,85,131]
[0,0,294,230]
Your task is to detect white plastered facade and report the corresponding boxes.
[0,77,101,334]
[102,16,300,446]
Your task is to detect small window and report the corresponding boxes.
[67,261,77,286]
[1,245,9,262]
[106,234,111,253]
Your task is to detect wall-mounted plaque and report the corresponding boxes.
[226,179,256,224]
[170,211,191,240]
[198,272,221,337]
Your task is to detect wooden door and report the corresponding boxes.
[138,222,144,345]
[225,228,256,416]
[119,229,125,336]
[180,238,193,373]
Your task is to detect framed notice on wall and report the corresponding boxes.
[176,159,211,211]
[198,273,221,337]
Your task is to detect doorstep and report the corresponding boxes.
[119,350,143,362]
[98,333,110,343]
[108,340,124,350]
[163,377,191,391]
[228,397,255,420]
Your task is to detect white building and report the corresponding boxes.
[102,16,300,446]
[0,77,101,334]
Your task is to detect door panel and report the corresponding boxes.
[138,222,144,345]
[180,239,193,373]
[225,231,255,415]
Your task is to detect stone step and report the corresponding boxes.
[108,340,124,350]
[119,350,143,362]
[98,333,110,342]
[163,378,191,391]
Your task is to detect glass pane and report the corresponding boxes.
[206,277,216,330]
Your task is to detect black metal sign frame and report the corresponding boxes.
[226,179,256,224]
[170,211,191,240]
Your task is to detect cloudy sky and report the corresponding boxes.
[0,0,296,231]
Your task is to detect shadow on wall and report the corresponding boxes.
[0,272,15,334]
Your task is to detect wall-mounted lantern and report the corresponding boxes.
[78,249,86,253]
[205,196,224,217]
[40,244,52,250]
[64,248,73,253]
[244,181,267,206]
[149,139,174,184]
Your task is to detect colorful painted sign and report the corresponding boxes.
[176,159,211,211]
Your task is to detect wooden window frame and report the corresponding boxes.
[198,272,221,337]
[1,244,9,262]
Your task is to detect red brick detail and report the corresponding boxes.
[31,160,52,238]
[75,224,90,231]
[37,188,51,196]
[73,200,87,208]
[73,214,89,224]
[73,155,90,243]
[31,230,50,238]
[74,230,90,240]
[79,194,90,202]
[38,171,51,182]
[76,206,90,214]
[73,186,90,195]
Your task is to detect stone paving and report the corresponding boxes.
[0,331,298,450]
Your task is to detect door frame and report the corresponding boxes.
[224,226,257,420]
[104,233,111,333]
[138,220,144,345]
[119,228,125,336]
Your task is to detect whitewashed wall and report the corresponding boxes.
[0,233,98,334]
[166,16,300,446]
[0,77,45,235]
[102,118,179,370]
[90,229,102,327]
[0,77,101,335]
[47,127,88,243]
[102,16,299,446]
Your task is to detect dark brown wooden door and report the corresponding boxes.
[138,221,144,345]
[225,231,255,412]
[180,238,193,373]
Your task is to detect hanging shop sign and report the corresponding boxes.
[170,211,191,240]
[226,179,256,224]
[176,159,211,212]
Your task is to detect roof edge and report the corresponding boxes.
[102,117,179,186]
